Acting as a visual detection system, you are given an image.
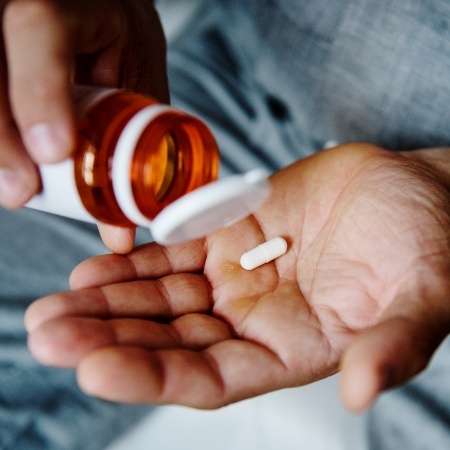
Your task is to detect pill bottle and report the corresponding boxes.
[27,85,219,227]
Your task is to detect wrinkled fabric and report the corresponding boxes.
[170,0,450,173]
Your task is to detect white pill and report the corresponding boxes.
[240,237,288,270]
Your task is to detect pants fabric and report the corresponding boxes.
[1,0,449,448]
[0,208,152,449]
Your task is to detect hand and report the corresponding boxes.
[25,144,450,412]
[0,0,168,252]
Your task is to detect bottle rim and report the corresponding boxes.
[112,104,174,226]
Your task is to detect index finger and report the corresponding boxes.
[69,239,207,290]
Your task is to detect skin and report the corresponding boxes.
[25,143,450,412]
[0,0,168,252]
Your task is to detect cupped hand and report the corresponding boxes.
[0,0,169,252]
[25,144,450,411]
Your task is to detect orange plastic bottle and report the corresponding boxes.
[27,86,220,227]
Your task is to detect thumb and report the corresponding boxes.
[4,1,76,164]
[339,287,450,413]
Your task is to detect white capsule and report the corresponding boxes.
[240,237,288,270]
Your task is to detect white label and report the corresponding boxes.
[26,159,97,223]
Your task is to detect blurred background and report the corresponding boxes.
[107,375,367,450]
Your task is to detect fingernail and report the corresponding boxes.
[25,123,69,163]
[0,168,26,206]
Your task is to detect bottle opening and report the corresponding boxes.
[131,112,219,220]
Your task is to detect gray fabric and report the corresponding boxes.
[0,207,152,449]
[170,0,450,168]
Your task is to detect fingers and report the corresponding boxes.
[340,288,450,412]
[0,124,40,207]
[77,340,287,407]
[0,0,77,207]
[69,240,207,289]
[25,273,213,332]
[0,0,169,217]
[0,6,39,208]
[97,224,136,254]
[3,0,76,163]
[28,314,233,368]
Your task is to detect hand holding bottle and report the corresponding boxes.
[0,0,168,252]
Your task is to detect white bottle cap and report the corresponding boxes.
[150,168,271,245]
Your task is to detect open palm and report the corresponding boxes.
[26,144,450,411]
